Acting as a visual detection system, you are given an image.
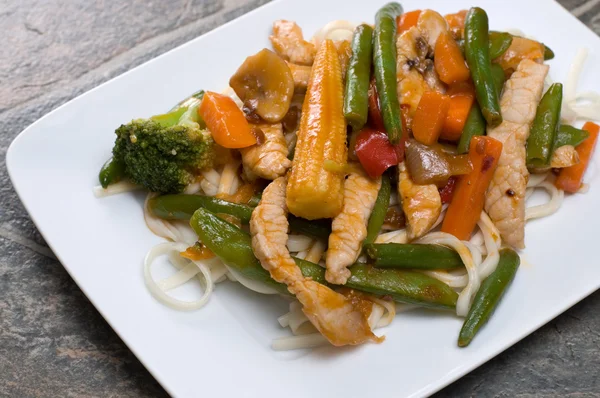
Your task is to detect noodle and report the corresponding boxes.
[417,232,480,317]
[143,242,214,311]
[526,181,564,220]
[92,181,140,197]
[287,235,314,252]
[305,240,326,263]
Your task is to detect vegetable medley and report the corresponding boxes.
[97,3,599,349]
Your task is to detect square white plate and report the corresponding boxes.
[7,0,600,396]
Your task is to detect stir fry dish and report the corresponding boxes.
[96,4,600,350]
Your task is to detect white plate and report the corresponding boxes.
[7,0,600,396]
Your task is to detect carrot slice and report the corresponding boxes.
[435,31,471,85]
[445,10,467,38]
[412,91,451,145]
[441,82,475,141]
[442,136,503,240]
[397,10,421,33]
[555,121,599,193]
[198,91,256,148]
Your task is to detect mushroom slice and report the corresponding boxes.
[229,48,294,123]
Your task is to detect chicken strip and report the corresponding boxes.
[485,59,549,249]
[286,62,310,92]
[250,177,381,346]
[326,172,381,285]
[270,20,316,66]
[396,10,447,118]
[398,163,442,240]
[240,123,291,181]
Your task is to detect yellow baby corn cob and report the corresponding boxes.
[286,39,347,220]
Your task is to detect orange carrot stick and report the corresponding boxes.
[412,91,451,145]
[445,10,467,37]
[435,31,471,85]
[555,121,599,193]
[441,82,475,141]
[198,91,257,148]
[397,10,421,33]
[442,136,503,240]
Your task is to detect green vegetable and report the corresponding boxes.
[365,243,464,270]
[373,2,404,144]
[457,64,505,154]
[191,207,458,309]
[247,193,262,207]
[526,83,563,167]
[149,194,253,223]
[344,24,374,132]
[345,265,458,310]
[98,157,126,188]
[458,248,520,347]
[288,216,332,241]
[544,44,555,60]
[364,174,391,246]
[554,124,590,148]
[149,194,330,239]
[488,31,513,59]
[169,89,206,112]
[108,95,214,194]
[464,7,502,127]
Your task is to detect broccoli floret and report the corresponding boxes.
[111,95,214,194]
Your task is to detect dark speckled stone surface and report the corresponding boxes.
[1,0,600,396]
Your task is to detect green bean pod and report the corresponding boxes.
[344,24,374,132]
[365,243,464,270]
[373,2,404,144]
[554,124,590,149]
[457,64,505,154]
[149,194,253,222]
[464,7,502,127]
[488,31,513,59]
[526,83,563,167]
[288,216,332,241]
[458,248,520,347]
[148,194,331,239]
[544,44,555,60]
[364,174,391,246]
[191,207,457,310]
[98,157,126,188]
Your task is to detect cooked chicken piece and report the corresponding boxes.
[485,59,549,249]
[550,145,579,168]
[286,62,310,92]
[396,10,447,119]
[397,162,442,240]
[250,177,381,346]
[326,172,381,285]
[240,123,291,181]
[270,20,316,66]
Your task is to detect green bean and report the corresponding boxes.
[544,44,555,60]
[554,124,589,149]
[488,31,513,59]
[526,83,563,167]
[464,7,502,127]
[345,265,458,310]
[288,216,331,241]
[344,24,374,132]
[148,194,330,239]
[98,157,126,188]
[457,64,505,154]
[373,2,404,144]
[458,248,520,347]
[364,174,391,246]
[365,243,463,270]
[149,194,253,222]
[191,207,457,309]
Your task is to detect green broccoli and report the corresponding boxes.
[101,92,215,194]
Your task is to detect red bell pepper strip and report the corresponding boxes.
[355,128,399,178]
